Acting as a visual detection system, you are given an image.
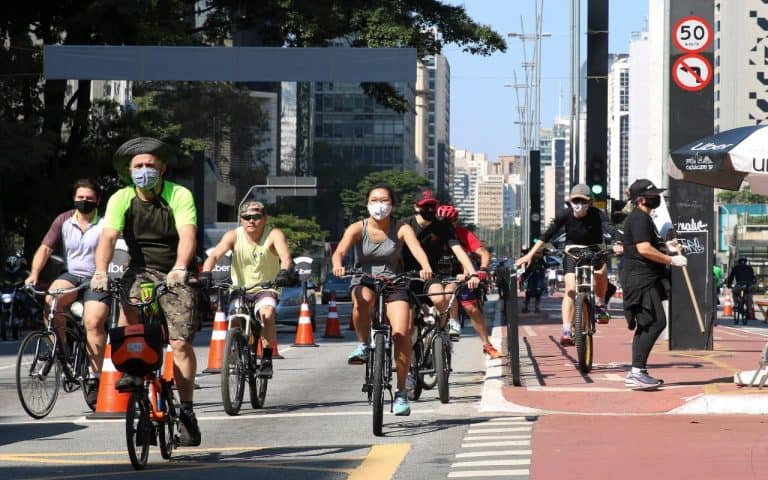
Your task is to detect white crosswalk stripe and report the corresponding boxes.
[447,416,535,479]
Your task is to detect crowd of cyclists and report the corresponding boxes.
[6,135,765,441]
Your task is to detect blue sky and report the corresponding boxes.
[444,0,649,161]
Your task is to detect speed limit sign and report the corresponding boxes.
[673,16,712,53]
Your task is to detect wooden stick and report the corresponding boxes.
[681,264,706,333]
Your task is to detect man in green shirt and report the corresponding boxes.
[91,137,201,447]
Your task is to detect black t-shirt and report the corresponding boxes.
[540,206,622,245]
[400,216,460,274]
[621,208,667,284]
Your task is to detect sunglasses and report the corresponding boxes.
[240,213,263,221]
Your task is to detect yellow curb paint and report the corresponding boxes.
[347,443,411,480]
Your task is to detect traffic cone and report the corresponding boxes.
[723,292,733,316]
[203,309,227,373]
[162,344,174,382]
[293,299,318,347]
[323,292,343,338]
[256,335,284,359]
[86,341,130,419]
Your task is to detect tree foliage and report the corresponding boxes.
[267,214,327,254]
[339,169,430,223]
[717,186,768,204]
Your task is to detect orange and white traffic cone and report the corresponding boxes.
[86,341,130,419]
[162,344,174,382]
[293,299,318,347]
[323,292,343,338]
[203,309,227,373]
[723,292,733,316]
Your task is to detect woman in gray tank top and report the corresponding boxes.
[331,185,432,416]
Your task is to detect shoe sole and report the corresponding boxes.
[347,358,366,365]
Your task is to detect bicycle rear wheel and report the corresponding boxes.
[221,329,246,415]
[126,390,151,470]
[249,372,268,409]
[158,380,178,460]
[372,332,386,437]
[407,332,423,401]
[574,293,594,373]
[16,331,60,419]
[433,334,450,403]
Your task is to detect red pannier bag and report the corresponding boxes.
[109,323,168,376]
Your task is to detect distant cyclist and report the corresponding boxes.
[727,257,757,316]
[515,184,623,346]
[435,204,502,359]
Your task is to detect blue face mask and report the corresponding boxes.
[131,167,160,190]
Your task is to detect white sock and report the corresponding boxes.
[631,367,643,374]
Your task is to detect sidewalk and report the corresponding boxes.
[498,293,768,415]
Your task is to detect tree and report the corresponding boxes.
[339,169,430,223]
[267,214,327,255]
[717,186,768,204]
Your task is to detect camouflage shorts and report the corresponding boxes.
[122,267,198,341]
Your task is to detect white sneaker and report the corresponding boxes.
[448,319,461,341]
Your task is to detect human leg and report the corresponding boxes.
[82,299,109,374]
[349,285,374,363]
[464,300,502,358]
[561,273,576,345]
[388,299,412,416]
[627,286,666,389]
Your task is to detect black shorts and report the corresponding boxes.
[351,277,410,303]
[57,272,110,304]
[563,255,606,275]
[408,278,454,307]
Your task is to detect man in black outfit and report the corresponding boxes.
[516,184,623,345]
[726,257,757,318]
[621,179,688,390]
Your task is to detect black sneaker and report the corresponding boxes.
[115,373,140,392]
[84,378,100,409]
[258,360,273,378]
[178,408,201,447]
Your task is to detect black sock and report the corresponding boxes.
[262,348,273,362]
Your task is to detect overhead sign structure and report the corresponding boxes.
[673,15,712,53]
[672,53,712,92]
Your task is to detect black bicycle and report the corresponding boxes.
[16,283,96,418]
[564,245,614,374]
[106,279,180,470]
[732,282,751,326]
[408,278,469,404]
[218,281,276,415]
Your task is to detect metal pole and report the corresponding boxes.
[570,0,581,184]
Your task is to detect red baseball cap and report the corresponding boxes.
[415,188,438,207]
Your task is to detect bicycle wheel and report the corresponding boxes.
[420,333,437,390]
[16,331,60,419]
[72,339,96,411]
[221,329,246,415]
[371,332,386,437]
[407,333,423,401]
[159,381,178,460]
[574,293,594,373]
[126,390,151,470]
[433,334,450,404]
[249,372,268,409]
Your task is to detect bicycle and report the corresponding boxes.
[344,269,417,436]
[16,283,97,418]
[564,245,614,374]
[106,279,180,470]
[732,282,751,326]
[408,277,468,404]
[217,281,276,415]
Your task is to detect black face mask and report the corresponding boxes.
[643,196,661,210]
[74,200,98,214]
[419,209,436,221]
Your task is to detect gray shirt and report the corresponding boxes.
[353,219,403,278]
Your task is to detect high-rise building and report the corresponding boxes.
[608,54,630,200]
[476,174,506,229]
[416,54,451,198]
[450,148,488,224]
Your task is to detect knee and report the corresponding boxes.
[259,306,276,322]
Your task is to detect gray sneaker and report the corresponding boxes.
[625,370,663,390]
[448,319,461,341]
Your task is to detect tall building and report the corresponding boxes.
[607,54,630,200]
[715,1,768,131]
[415,54,451,198]
[475,174,506,229]
[450,148,488,224]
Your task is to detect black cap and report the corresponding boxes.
[628,179,666,200]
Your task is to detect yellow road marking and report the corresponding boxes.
[347,443,411,480]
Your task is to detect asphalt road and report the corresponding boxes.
[0,297,527,480]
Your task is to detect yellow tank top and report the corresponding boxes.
[231,226,280,288]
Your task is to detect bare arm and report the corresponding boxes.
[26,244,54,284]
[202,230,236,272]
[475,246,492,270]
[636,241,674,265]
[94,227,120,273]
[515,239,545,268]
[269,228,293,270]
[332,222,363,275]
[174,224,197,270]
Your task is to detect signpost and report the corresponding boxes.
[672,54,712,92]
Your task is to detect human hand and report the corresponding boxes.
[90,272,108,291]
[612,244,624,255]
[515,256,530,269]
[466,274,480,289]
[275,268,292,287]
[670,255,687,267]
[167,268,188,287]
[332,266,345,277]
[419,268,432,280]
[24,274,38,286]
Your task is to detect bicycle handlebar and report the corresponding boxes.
[24,283,87,297]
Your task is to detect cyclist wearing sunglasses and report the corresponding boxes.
[201,200,294,378]
[515,184,623,346]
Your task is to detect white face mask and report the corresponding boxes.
[367,202,393,220]
[572,202,589,218]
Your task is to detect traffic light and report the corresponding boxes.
[586,154,607,200]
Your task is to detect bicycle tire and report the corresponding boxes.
[221,329,246,415]
[433,334,450,404]
[72,338,96,411]
[574,293,594,373]
[126,390,151,470]
[372,332,386,437]
[408,334,423,401]
[16,331,60,419]
[249,372,268,409]
[159,381,178,460]
[421,334,437,390]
